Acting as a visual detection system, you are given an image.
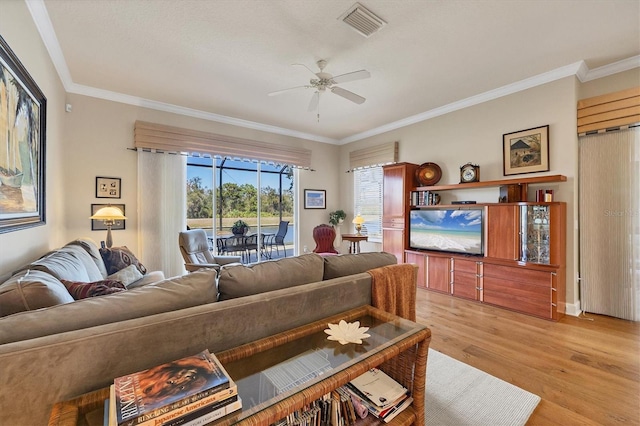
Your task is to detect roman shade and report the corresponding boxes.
[577,87,640,134]
[349,141,398,170]
[134,121,312,168]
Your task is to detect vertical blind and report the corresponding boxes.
[579,126,639,321]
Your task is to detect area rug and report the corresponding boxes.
[425,349,540,425]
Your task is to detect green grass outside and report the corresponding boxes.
[187,216,293,230]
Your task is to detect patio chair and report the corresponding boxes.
[264,220,289,258]
[178,229,241,272]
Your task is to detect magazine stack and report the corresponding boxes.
[272,367,412,425]
[106,349,241,426]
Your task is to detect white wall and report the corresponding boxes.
[0,0,67,278]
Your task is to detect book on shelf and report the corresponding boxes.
[112,349,235,426]
[348,368,408,408]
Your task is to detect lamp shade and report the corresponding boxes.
[352,215,365,225]
[90,206,127,220]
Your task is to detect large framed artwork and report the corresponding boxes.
[503,125,549,176]
[0,36,47,233]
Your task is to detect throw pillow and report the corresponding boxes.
[61,279,126,300]
[99,246,147,275]
[107,264,144,287]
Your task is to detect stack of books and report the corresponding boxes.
[344,367,413,423]
[106,349,241,426]
[272,367,412,425]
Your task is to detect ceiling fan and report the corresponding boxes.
[268,59,370,119]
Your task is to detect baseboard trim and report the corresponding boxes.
[565,301,582,317]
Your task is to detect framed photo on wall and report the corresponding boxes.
[0,36,47,234]
[304,189,326,209]
[96,176,121,198]
[503,125,550,176]
[91,204,126,231]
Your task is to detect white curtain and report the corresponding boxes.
[579,126,639,321]
[137,150,187,278]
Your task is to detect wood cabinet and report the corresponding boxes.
[382,163,418,262]
[400,174,567,320]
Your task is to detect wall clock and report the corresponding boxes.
[460,163,480,183]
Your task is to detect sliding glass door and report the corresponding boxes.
[186,157,295,261]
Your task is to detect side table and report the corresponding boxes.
[341,234,368,253]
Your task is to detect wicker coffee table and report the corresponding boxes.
[49,305,431,426]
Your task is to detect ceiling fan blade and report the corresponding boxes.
[268,85,310,96]
[332,70,370,84]
[308,92,320,112]
[331,86,366,104]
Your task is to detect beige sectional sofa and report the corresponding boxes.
[0,250,407,425]
[0,238,165,318]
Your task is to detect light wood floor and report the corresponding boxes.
[415,289,640,425]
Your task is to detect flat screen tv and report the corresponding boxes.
[409,208,484,255]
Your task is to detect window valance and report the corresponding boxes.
[577,86,640,135]
[134,121,312,168]
[348,141,398,170]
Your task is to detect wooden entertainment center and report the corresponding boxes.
[383,163,567,321]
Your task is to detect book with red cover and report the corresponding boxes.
[113,350,231,426]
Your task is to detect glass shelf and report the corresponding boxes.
[520,204,551,264]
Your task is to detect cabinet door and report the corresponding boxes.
[425,255,450,293]
[486,205,519,260]
[383,164,410,219]
[383,228,405,263]
[405,251,426,288]
[483,264,555,319]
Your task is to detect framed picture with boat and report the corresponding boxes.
[0,35,47,233]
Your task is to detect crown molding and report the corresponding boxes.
[580,55,640,82]
[28,0,639,146]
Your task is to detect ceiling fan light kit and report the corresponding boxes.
[268,59,370,121]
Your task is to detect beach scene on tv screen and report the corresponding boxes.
[410,209,483,254]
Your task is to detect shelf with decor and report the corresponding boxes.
[414,174,567,192]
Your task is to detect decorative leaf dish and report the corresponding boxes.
[324,320,371,345]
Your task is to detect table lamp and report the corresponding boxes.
[352,214,365,236]
[90,206,126,248]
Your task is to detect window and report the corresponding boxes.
[353,166,383,242]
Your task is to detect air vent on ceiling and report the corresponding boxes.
[338,2,387,38]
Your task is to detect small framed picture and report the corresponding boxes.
[304,189,326,209]
[96,176,121,198]
[503,125,549,176]
[91,204,125,230]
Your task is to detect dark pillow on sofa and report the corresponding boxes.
[61,279,126,300]
[99,246,147,275]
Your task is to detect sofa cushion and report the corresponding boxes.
[61,279,126,299]
[107,264,144,287]
[217,253,324,301]
[27,249,99,283]
[322,252,398,280]
[58,244,105,281]
[0,268,218,344]
[66,238,109,277]
[100,246,147,275]
[0,270,74,317]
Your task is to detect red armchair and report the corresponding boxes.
[312,224,338,254]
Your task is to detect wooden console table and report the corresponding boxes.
[49,306,431,426]
[342,234,368,253]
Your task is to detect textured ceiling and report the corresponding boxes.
[36,0,640,143]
